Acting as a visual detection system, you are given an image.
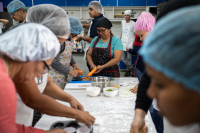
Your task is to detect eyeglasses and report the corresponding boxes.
[42,61,50,74]
[97,29,107,34]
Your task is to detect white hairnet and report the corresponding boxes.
[124,10,132,16]
[89,1,104,14]
[0,23,60,62]
[26,4,70,39]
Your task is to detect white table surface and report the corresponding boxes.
[35,78,157,133]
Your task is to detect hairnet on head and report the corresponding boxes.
[134,12,156,32]
[124,10,132,16]
[0,23,60,62]
[139,5,200,94]
[69,17,83,34]
[7,0,26,14]
[96,17,112,29]
[89,1,104,14]
[26,4,70,39]
[156,0,200,21]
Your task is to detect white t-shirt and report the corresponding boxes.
[16,73,48,126]
[84,21,93,60]
[0,22,5,34]
[164,118,200,133]
[121,20,135,51]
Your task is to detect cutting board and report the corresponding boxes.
[69,76,92,83]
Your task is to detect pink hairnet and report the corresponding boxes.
[134,12,156,32]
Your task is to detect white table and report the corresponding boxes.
[35,78,157,133]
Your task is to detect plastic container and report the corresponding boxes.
[49,120,93,133]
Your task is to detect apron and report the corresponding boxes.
[16,73,48,126]
[121,20,135,51]
[84,21,93,60]
[48,41,72,89]
[92,34,120,77]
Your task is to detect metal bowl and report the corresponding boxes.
[91,77,111,92]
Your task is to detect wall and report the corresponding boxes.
[1,0,156,7]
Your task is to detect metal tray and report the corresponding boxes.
[49,120,93,133]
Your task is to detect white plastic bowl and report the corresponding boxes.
[64,127,76,133]
[86,87,101,97]
[77,126,90,133]
[103,87,118,97]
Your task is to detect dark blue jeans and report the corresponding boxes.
[152,108,164,133]
[135,68,143,81]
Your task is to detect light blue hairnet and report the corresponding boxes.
[26,4,70,39]
[0,23,60,62]
[69,16,83,34]
[139,5,200,94]
[7,0,26,14]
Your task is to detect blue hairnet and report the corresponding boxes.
[7,0,26,14]
[0,23,60,62]
[139,5,200,94]
[69,16,83,34]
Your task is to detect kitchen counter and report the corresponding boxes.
[34,78,157,133]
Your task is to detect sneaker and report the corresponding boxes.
[124,71,131,77]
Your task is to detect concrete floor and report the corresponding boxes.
[69,52,127,80]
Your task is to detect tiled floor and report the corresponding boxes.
[69,52,129,80]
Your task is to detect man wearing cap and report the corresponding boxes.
[7,0,27,24]
[120,10,135,77]
[76,1,104,71]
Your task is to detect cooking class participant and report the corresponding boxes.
[86,18,123,77]
[0,23,67,133]
[120,10,135,77]
[130,0,200,133]
[48,16,83,89]
[7,0,27,24]
[137,5,200,133]
[14,4,95,127]
[128,12,164,133]
[76,1,104,71]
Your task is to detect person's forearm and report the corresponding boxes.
[0,19,9,26]
[135,109,146,119]
[70,56,76,66]
[120,33,122,39]
[43,80,73,102]
[33,94,78,118]
[103,57,120,68]
[83,24,90,29]
[81,36,93,43]
[15,81,78,119]
[86,54,95,67]
[135,71,153,112]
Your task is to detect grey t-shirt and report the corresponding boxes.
[51,42,76,76]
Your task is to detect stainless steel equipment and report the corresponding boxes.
[91,77,111,92]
